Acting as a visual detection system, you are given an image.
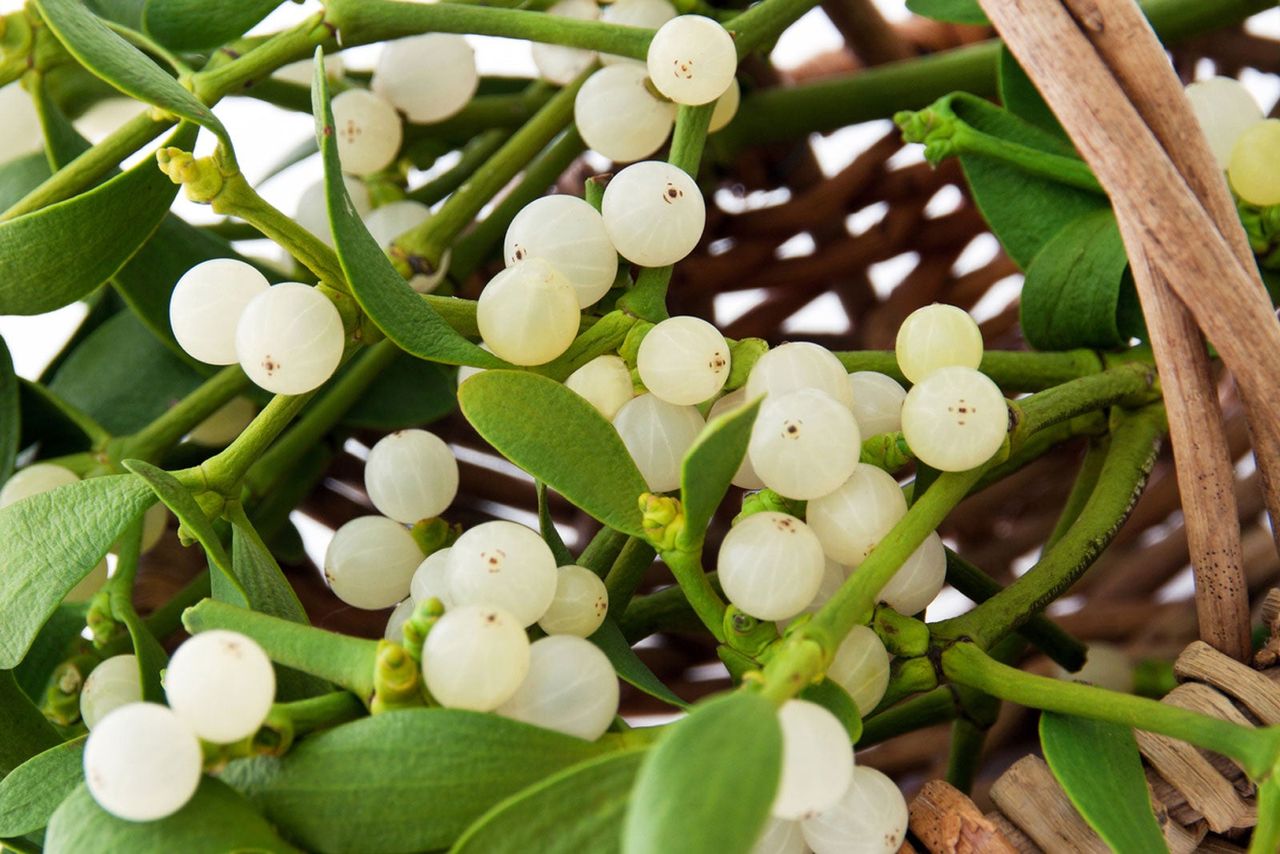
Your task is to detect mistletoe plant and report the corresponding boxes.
[0,0,1279,851]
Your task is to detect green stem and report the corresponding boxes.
[407,129,508,206]
[728,0,821,56]
[1014,362,1156,438]
[942,549,1086,671]
[115,366,248,463]
[942,641,1280,781]
[535,310,637,382]
[101,19,192,75]
[605,538,658,614]
[183,599,378,704]
[969,412,1107,495]
[658,547,727,643]
[396,68,588,271]
[577,527,630,576]
[1045,435,1110,550]
[195,393,314,495]
[834,349,1104,392]
[945,718,988,793]
[858,687,956,747]
[617,103,714,322]
[1250,778,1280,854]
[325,0,654,58]
[936,405,1165,649]
[271,691,365,738]
[245,340,400,497]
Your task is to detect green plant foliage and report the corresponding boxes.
[0,737,86,838]
[0,338,16,485]
[678,395,759,548]
[623,692,781,854]
[143,0,285,51]
[589,621,687,709]
[17,380,105,456]
[340,352,457,431]
[0,671,62,781]
[905,0,987,24]
[13,604,87,704]
[0,154,53,212]
[799,679,864,742]
[997,47,1066,139]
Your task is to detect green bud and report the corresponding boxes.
[733,489,805,525]
[86,591,118,649]
[619,321,655,367]
[893,103,960,166]
[584,176,607,211]
[871,605,930,658]
[409,517,462,558]
[157,148,227,205]
[370,640,426,714]
[725,337,767,391]
[402,597,445,663]
[639,493,684,552]
[42,654,96,726]
[859,431,913,472]
[722,606,779,659]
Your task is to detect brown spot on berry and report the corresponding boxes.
[263,357,278,375]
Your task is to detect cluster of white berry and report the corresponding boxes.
[80,630,275,821]
[1185,76,1280,206]
[752,699,909,854]
[169,258,345,395]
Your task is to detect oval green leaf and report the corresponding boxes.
[143,0,283,51]
[799,679,863,742]
[0,474,157,668]
[996,47,1066,139]
[1021,209,1142,351]
[18,379,107,454]
[45,778,301,853]
[312,50,503,370]
[1039,712,1168,854]
[623,692,781,854]
[453,750,645,854]
[34,0,229,146]
[0,737,85,837]
[458,370,649,538]
[0,671,62,780]
[536,481,574,567]
[0,337,17,484]
[341,352,456,431]
[678,395,760,549]
[0,153,52,212]
[0,122,196,316]
[905,0,987,24]
[235,709,609,853]
[589,620,687,710]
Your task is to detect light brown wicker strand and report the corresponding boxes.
[910,780,1022,854]
[973,0,1272,660]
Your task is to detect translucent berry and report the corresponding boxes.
[364,200,430,249]
[718,512,825,621]
[538,565,609,637]
[447,520,558,627]
[364,429,459,524]
[166,630,275,744]
[708,78,741,133]
[295,175,372,248]
[1184,76,1264,170]
[410,548,455,609]
[504,195,619,308]
[0,463,80,509]
[646,15,737,106]
[801,765,908,854]
[275,52,344,87]
[900,366,1008,472]
[187,397,256,447]
[532,0,599,85]
[169,259,270,366]
[745,342,854,411]
[601,0,676,66]
[385,598,415,641]
[707,389,765,489]
[772,699,853,820]
[324,516,423,609]
[847,371,906,437]
[80,655,142,731]
[477,258,581,366]
[612,393,705,492]
[827,625,890,716]
[637,315,730,405]
[601,161,705,267]
[565,355,635,420]
[373,35,478,123]
[83,703,202,822]
[806,464,908,566]
[331,89,403,176]
[235,282,345,395]
[496,635,619,740]
[575,65,676,163]
[751,817,808,854]
[421,604,530,711]
[747,388,861,500]
[877,532,945,616]
[1229,118,1280,206]
[894,303,983,383]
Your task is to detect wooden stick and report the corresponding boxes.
[975,0,1264,658]
[909,780,1020,854]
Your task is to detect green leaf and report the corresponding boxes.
[0,474,156,668]
[341,352,457,430]
[45,778,301,853]
[624,692,780,854]
[905,0,987,24]
[121,460,250,606]
[1021,209,1137,351]
[143,0,283,51]
[799,679,863,742]
[34,0,229,146]
[49,311,204,435]
[14,604,88,703]
[0,121,196,316]
[227,505,329,700]
[678,395,759,547]
[0,337,17,484]
[589,620,687,710]
[235,709,609,853]
[33,76,93,170]
[0,737,85,837]
[18,380,106,454]
[1039,712,1168,853]
[997,47,1066,140]
[950,95,1106,268]
[0,153,52,212]
[453,750,645,854]
[312,50,502,370]
[536,481,574,567]
[85,0,146,28]
[459,371,648,538]
[0,671,61,780]
[111,519,168,704]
